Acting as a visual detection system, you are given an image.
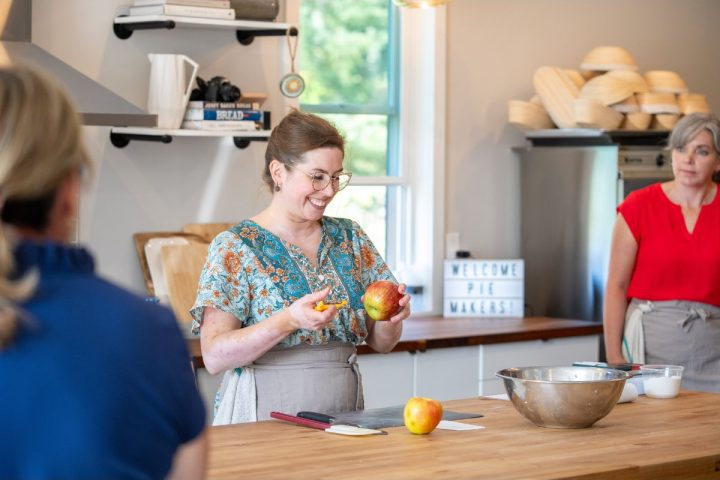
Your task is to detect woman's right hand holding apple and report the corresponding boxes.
[286,287,337,331]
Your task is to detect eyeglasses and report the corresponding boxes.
[290,166,353,192]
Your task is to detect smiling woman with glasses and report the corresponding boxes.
[191,109,411,426]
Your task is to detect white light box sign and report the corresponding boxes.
[443,260,524,317]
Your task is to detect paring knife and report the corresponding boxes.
[297,411,387,432]
[271,411,387,435]
[297,411,352,425]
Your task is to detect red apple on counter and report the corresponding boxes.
[403,397,443,434]
[363,280,403,321]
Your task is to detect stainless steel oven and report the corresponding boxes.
[618,147,674,202]
[520,140,675,327]
[521,134,674,362]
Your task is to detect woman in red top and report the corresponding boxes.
[604,113,720,392]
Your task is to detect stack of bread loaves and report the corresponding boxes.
[508,46,711,132]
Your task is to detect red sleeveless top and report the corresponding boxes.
[618,183,720,307]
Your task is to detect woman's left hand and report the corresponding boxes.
[387,283,411,323]
[363,282,409,353]
[361,283,411,324]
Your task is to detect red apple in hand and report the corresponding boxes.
[363,280,402,321]
[404,397,443,434]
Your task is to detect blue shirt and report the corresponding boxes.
[0,241,205,479]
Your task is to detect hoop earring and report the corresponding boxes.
[274,184,281,192]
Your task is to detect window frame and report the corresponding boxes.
[294,2,446,315]
[392,6,446,314]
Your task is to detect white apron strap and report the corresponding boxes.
[622,301,652,364]
[348,352,364,410]
[213,367,257,426]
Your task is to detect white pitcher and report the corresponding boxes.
[147,54,199,129]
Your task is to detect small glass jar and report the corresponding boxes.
[640,365,684,399]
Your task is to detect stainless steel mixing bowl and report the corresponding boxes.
[496,366,628,428]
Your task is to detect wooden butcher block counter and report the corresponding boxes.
[187,316,603,366]
[206,391,720,479]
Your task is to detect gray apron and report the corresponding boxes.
[624,299,720,392]
[213,342,363,425]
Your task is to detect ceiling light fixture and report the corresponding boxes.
[393,0,449,8]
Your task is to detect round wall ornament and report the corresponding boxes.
[280,27,304,98]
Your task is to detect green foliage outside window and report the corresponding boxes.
[299,0,390,106]
[320,114,387,176]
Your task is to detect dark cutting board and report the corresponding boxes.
[327,405,483,430]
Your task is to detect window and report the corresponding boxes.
[298,2,446,314]
[299,0,399,260]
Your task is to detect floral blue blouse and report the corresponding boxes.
[190,216,396,346]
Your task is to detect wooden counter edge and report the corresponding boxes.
[187,316,603,370]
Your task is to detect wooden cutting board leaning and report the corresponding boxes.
[160,242,209,325]
[182,222,235,243]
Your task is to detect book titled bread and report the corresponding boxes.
[128,4,235,18]
[132,0,231,7]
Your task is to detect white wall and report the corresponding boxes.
[31,0,720,295]
[446,0,720,259]
[32,0,293,294]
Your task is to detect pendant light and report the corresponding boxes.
[393,0,449,8]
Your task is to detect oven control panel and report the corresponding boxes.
[618,148,673,180]
[617,148,674,201]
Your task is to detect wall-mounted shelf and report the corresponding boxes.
[113,15,297,45]
[525,129,670,147]
[109,127,271,149]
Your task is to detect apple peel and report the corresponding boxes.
[314,300,348,312]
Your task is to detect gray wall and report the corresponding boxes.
[446,0,720,260]
[31,0,720,295]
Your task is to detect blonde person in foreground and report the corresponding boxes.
[191,110,411,425]
[0,64,207,479]
[604,112,720,392]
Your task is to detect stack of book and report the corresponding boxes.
[128,0,235,20]
[182,101,268,131]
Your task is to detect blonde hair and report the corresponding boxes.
[0,64,92,350]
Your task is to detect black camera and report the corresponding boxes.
[190,76,241,102]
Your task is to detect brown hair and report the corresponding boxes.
[0,64,93,350]
[263,109,345,192]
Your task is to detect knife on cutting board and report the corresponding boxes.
[270,412,387,436]
[298,411,485,431]
[298,407,483,430]
[297,411,357,426]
